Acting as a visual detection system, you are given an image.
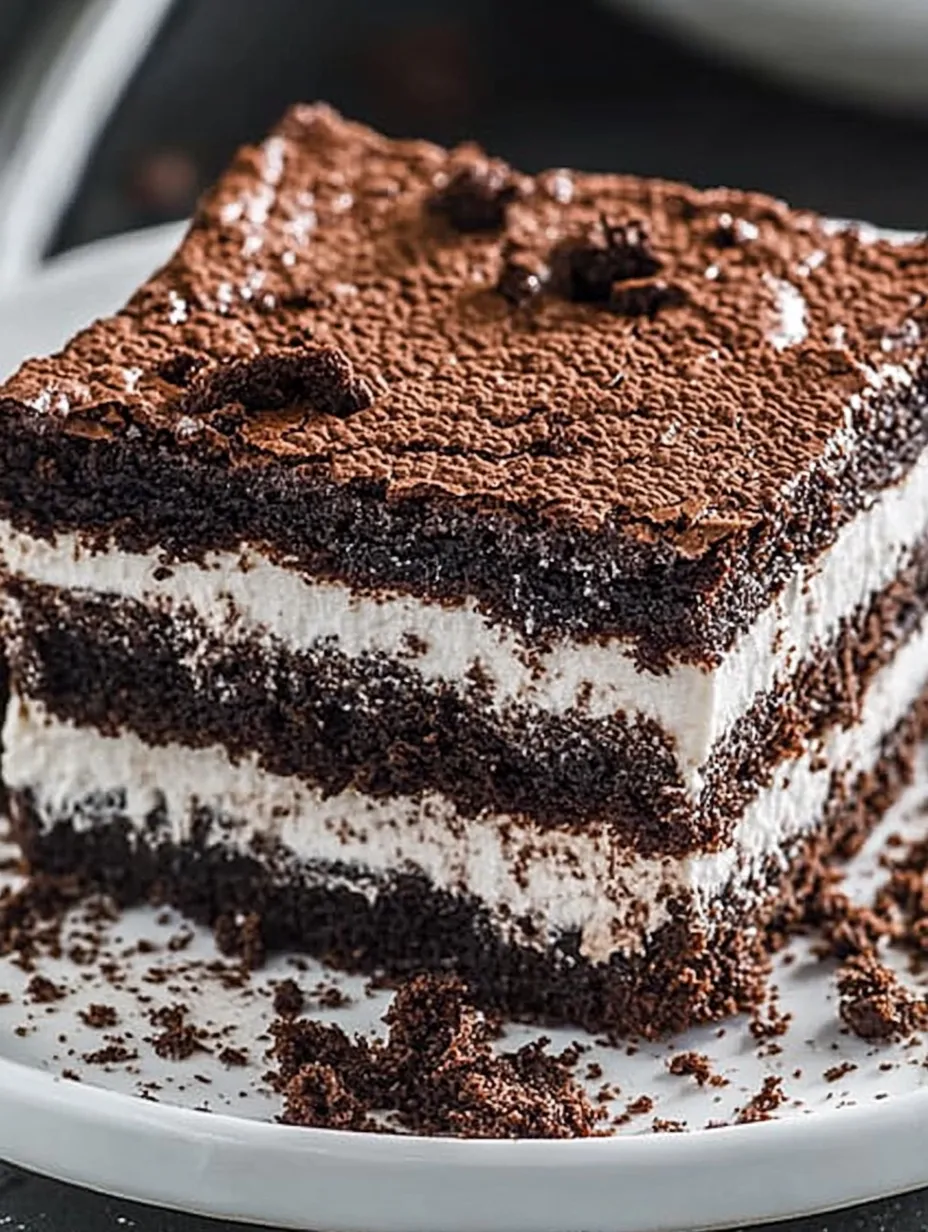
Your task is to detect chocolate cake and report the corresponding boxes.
[2,103,928,1037]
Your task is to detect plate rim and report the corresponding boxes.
[3,1045,928,1232]
[3,1042,928,1156]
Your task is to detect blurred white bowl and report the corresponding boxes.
[610,0,928,112]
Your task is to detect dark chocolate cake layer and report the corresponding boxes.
[0,105,927,660]
[11,685,927,1039]
[7,528,928,856]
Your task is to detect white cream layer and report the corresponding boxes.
[8,610,928,963]
[4,442,928,791]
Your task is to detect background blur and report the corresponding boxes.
[0,0,926,266]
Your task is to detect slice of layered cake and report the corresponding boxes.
[1,104,927,1037]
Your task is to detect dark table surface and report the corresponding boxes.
[0,1159,926,1232]
[4,0,928,1227]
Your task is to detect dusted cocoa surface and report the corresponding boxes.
[10,686,928,1039]
[2,106,928,656]
[5,103,928,543]
[9,530,928,855]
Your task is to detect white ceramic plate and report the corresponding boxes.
[3,227,928,1231]
[608,0,928,112]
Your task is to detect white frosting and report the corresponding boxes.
[8,613,928,963]
[4,442,928,793]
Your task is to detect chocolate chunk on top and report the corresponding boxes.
[181,345,373,420]
[550,217,662,303]
[496,252,549,305]
[429,151,523,232]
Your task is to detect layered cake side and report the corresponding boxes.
[2,105,928,1036]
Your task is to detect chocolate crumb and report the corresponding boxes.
[79,1002,118,1029]
[271,974,601,1138]
[315,982,351,1010]
[283,1061,377,1132]
[837,954,928,1041]
[149,1003,208,1060]
[667,1051,720,1087]
[213,910,265,969]
[149,1003,186,1030]
[0,873,85,972]
[273,978,305,1018]
[823,1061,857,1083]
[735,1076,786,1124]
[750,1000,793,1041]
[651,1118,687,1133]
[26,974,64,1003]
[82,1043,138,1066]
[218,1046,248,1068]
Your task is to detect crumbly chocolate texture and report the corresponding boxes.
[837,954,928,1041]
[734,1076,786,1124]
[26,973,64,1003]
[273,978,305,1018]
[11,687,928,1039]
[272,974,602,1138]
[79,1002,118,1028]
[0,870,85,971]
[808,802,928,964]
[10,530,928,856]
[1,105,927,659]
[667,1050,725,1087]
